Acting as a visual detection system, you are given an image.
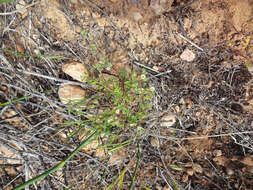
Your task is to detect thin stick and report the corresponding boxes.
[0,2,39,16]
[177,33,204,52]
[148,131,253,141]
[0,66,91,88]
[133,61,160,73]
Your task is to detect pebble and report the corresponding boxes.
[58,84,88,104]
[226,168,234,175]
[150,137,160,148]
[62,61,89,82]
[161,113,176,127]
[180,49,196,62]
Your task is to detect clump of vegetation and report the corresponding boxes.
[14,56,154,190]
[67,58,154,145]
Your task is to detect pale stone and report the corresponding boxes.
[150,137,160,148]
[62,61,89,82]
[180,49,196,62]
[16,0,26,15]
[213,149,222,157]
[226,168,234,175]
[58,84,88,104]
[161,113,176,127]
[109,148,127,164]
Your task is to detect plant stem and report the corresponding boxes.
[13,130,101,190]
[129,142,141,190]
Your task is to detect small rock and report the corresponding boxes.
[195,112,201,117]
[161,113,176,127]
[150,137,160,148]
[213,149,222,157]
[16,0,27,15]
[58,84,88,104]
[226,167,234,175]
[175,106,180,112]
[62,61,89,82]
[33,49,40,55]
[180,49,196,62]
[153,65,164,72]
[109,148,127,164]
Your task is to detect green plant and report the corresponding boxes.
[74,63,154,146]
[14,130,101,190]
[14,59,154,190]
[13,27,154,188]
[0,0,13,3]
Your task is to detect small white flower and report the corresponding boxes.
[150,87,155,92]
[130,123,135,127]
[141,74,146,80]
[115,109,120,114]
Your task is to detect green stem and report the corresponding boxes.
[0,88,57,107]
[13,130,101,190]
[0,95,32,107]
[129,142,141,190]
